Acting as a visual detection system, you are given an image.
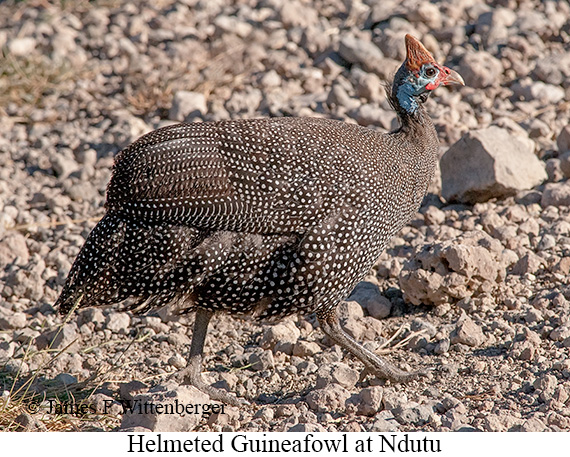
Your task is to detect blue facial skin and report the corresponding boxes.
[397,64,440,114]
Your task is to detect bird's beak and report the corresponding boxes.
[441,67,465,86]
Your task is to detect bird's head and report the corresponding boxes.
[392,34,464,115]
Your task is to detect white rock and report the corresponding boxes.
[316,362,359,389]
[451,314,486,347]
[305,384,351,413]
[512,79,566,104]
[169,91,207,122]
[441,126,547,204]
[457,51,503,88]
[338,35,385,76]
[260,319,300,354]
[105,312,131,333]
[8,37,36,56]
[213,16,253,38]
[542,181,570,208]
[279,1,319,28]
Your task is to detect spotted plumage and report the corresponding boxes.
[55,35,464,405]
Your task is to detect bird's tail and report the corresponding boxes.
[55,212,127,314]
[55,212,208,315]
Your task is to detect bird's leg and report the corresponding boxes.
[317,304,427,382]
[178,308,248,406]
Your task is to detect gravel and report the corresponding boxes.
[1,0,570,433]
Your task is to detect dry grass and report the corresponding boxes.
[0,50,78,116]
[376,324,427,354]
[0,299,151,431]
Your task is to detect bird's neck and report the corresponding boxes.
[396,83,422,114]
[388,77,432,128]
[392,97,438,149]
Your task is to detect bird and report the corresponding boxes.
[55,34,464,406]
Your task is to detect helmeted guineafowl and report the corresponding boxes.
[55,35,464,406]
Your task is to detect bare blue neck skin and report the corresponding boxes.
[397,83,420,114]
[396,70,436,114]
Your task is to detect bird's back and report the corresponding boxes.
[107,117,408,232]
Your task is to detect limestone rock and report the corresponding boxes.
[105,311,131,334]
[451,314,486,347]
[338,35,386,77]
[305,384,351,413]
[169,91,207,121]
[316,362,359,389]
[542,181,570,207]
[399,231,510,306]
[441,126,547,204]
[457,51,503,88]
[356,386,384,416]
[260,319,300,355]
[0,307,27,330]
[348,281,392,319]
[559,151,570,179]
[0,233,29,268]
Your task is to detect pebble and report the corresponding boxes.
[260,320,300,355]
[0,233,29,268]
[457,51,503,88]
[393,404,434,426]
[292,340,322,357]
[168,353,186,369]
[279,0,319,28]
[348,281,392,319]
[305,384,351,413]
[3,358,29,376]
[316,362,359,389]
[105,312,131,334]
[7,37,36,56]
[54,373,78,386]
[248,349,275,371]
[382,388,409,411]
[520,417,547,432]
[451,314,486,347]
[91,393,123,416]
[541,182,570,207]
[287,423,327,432]
[169,91,207,122]
[13,412,47,432]
[119,383,211,432]
[356,386,384,416]
[36,323,79,352]
[557,125,570,153]
[0,307,27,330]
[512,79,566,104]
[338,35,385,76]
[369,411,400,432]
[559,152,570,179]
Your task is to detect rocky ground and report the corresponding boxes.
[1,0,570,432]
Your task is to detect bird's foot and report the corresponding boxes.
[318,308,429,384]
[174,366,249,407]
[360,358,429,383]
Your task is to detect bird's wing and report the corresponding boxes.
[106,118,368,234]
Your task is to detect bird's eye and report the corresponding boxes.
[424,67,436,78]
